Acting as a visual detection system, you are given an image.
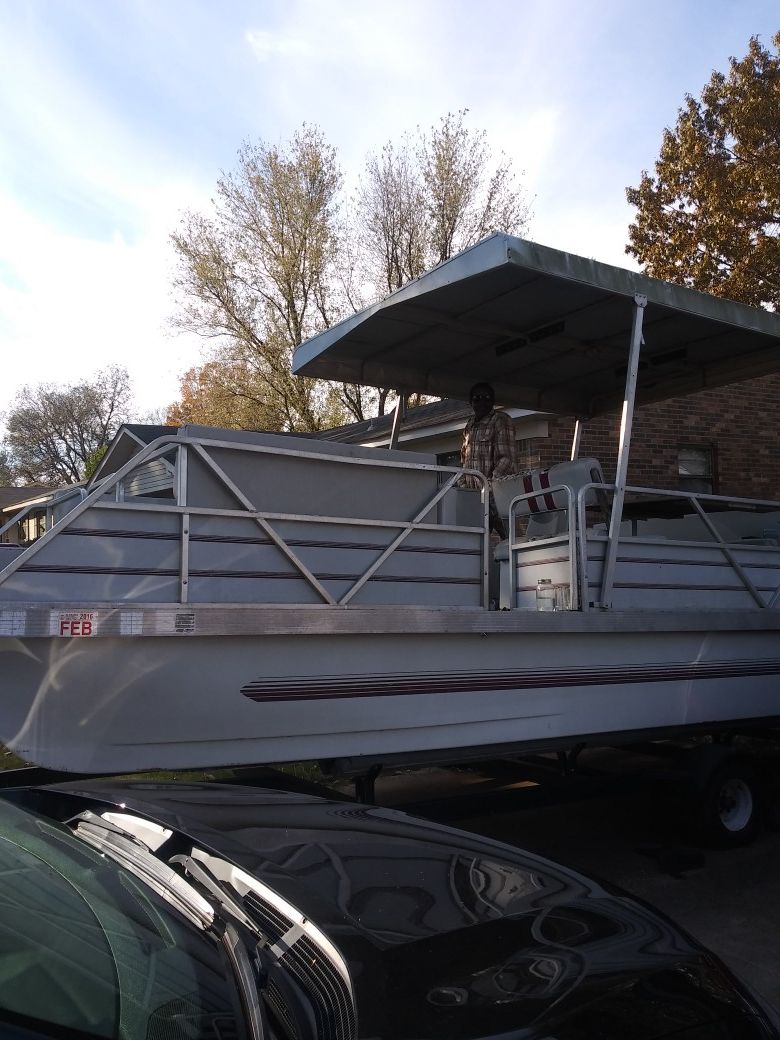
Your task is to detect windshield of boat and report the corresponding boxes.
[0,797,245,1039]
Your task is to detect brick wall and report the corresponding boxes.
[535,373,780,500]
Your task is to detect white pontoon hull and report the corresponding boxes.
[3,606,780,773]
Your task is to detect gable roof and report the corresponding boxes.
[89,424,178,484]
[0,486,53,511]
[317,399,472,444]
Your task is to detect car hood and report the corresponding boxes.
[14,780,771,1040]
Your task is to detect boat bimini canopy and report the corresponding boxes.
[293,234,780,418]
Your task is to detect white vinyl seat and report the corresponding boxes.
[492,458,604,609]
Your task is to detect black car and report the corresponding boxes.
[0,777,777,1039]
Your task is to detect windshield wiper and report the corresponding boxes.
[72,813,331,1040]
[173,855,319,1040]
[72,812,214,931]
[71,814,272,1040]
[170,852,262,938]
[222,923,269,1040]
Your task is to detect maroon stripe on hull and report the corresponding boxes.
[241,659,780,703]
[16,566,479,585]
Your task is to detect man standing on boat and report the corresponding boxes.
[460,382,518,537]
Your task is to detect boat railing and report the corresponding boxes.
[0,501,43,544]
[0,432,494,608]
[575,483,780,610]
[0,486,89,547]
[7,430,780,614]
[501,480,780,611]
[506,484,578,610]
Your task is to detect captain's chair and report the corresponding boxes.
[492,458,604,538]
[491,458,604,608]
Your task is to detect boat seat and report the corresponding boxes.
[492,458,604,537]
[493,511,567,556]
[492,459,603,609]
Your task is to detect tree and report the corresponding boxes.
[167,360,284,429]
[626,32,780,308]
[356,136,428,297]
[0,447,13,486]
[170,116,532,426]
[2,365,133,486]
[420,111,532,266]
[350,111,532,415]
[83,443,109,481]
[171,125,348,434]
[356,112,531,295]
[167,358,350,431]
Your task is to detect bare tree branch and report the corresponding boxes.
[3,366,134,485]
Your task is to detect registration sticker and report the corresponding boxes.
[174,612,196,634]
[52,610,97,637]
[120,611,144,636]
[0,611,26,637]
[154,611,197,635]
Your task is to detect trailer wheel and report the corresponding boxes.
[693,759,763,848]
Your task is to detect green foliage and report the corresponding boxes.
[626,32,780,308]
[83,443,109,480]
[0,746,28,770]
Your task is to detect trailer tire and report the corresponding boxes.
[693,759,763,848]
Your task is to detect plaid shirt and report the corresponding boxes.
[460,408,518,489]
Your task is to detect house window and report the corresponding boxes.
[678,446,715,495]
[436,450,461,468]
[516,438,540,471]
[17,512,46,545]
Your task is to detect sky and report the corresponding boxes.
[0,0,777,423]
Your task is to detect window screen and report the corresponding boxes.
[678,446,714,495]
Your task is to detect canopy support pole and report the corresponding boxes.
[389,394,407,449]
[600,293,647,608]
[570,420,582,460]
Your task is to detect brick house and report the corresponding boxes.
[540,373,780,500]
[320,373,780,501]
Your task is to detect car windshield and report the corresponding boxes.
[0,797,243,1039]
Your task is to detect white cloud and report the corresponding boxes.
[535,204,641,270]
[0,7,216,424]
[0,187,205,421]
[245,29,312,62]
